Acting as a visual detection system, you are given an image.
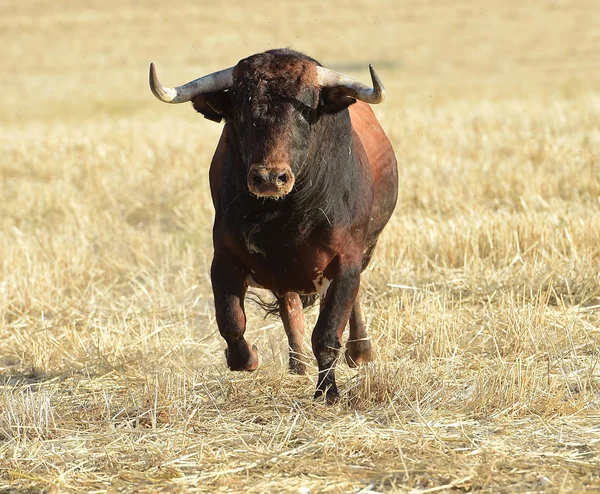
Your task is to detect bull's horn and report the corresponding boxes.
[149,63,234,104]
[316,65,386,104]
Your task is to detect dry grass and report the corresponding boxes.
[1,0,600,491]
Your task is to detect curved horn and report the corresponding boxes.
[316,64,386,104]
[149,63,234,104]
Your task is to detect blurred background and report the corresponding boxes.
[1,3,599,491]
[2,0,599,123]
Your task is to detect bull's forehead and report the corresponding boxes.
[232,53,319,106]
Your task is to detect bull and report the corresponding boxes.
[149,49,398,403]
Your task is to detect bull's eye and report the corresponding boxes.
[298,105,316,123]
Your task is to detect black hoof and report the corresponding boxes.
[314,387,340,405]
[345,340,374,368]
[288,354,308,375]
[225,343,259,371]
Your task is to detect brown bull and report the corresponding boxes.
[150,49,398,403]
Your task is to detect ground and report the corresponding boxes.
[1,0,599,492]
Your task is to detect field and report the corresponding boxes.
[1,0,600,492]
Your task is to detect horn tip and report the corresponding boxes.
[368,64,386,103]
[149,62,175,103]
[149,62,157,90]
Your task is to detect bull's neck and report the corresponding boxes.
[292,108,361,224]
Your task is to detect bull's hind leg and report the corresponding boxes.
[279,292,308,375]
[345,289,374,368]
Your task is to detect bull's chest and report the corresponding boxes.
[235,219,336,296]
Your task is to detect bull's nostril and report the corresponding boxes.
[251,172,263,188]
[278,172,288,184]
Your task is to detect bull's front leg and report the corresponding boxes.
[211,252,259,371]
[312,262,361,404]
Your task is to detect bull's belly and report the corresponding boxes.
[246,268,330,299]
[241,249,333,298]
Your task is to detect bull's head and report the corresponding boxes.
[149,50,385,199]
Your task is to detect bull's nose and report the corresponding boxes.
[251,169,268,188]
[250,169,291,187]
[248,164,295,197]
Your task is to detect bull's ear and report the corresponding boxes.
[191,91,232,123]
[320,87,356,114]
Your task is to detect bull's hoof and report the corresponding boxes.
[314,387,340,406]
[289,360,307,376]
[225,343,259,371]
[345,339,374,368]
[288,353,308,375]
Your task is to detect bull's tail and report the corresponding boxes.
[299,294,319,310]
[248,292,319,317]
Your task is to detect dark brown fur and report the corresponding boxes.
[192,49,398,403]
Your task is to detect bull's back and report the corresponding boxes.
[349,102,398,245]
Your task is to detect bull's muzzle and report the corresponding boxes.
[248,164,295,198]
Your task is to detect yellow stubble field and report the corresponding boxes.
[1,0,599,491]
